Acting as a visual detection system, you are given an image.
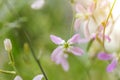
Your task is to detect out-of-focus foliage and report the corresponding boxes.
[0,0,117,80]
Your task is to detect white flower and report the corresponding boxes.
[14,75,23,80]
[31,0,45,10]
[14,74,43,80]
[33,74,43,80]
[4,38,12,52]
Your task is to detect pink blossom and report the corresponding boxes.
[98,52,118,72]
[50,34,86,71]
[74,0,110,39]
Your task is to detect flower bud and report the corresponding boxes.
[4,38,12,52]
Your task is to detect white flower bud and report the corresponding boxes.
[4,38,12,52]
[33,74,43,80]
[31,0,45,10]
[14,75,23,80]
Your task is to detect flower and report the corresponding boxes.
[50,34,86,71]
[31,0,45,10]
[98,52,118,72]
[33,74,44,80]
[14,74,43,80]
[4,38,12,52]
[74,0,110,38]
[14,75,23,80]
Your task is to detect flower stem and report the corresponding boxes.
[24,30,48,80]
[103,0,117,49]
[0,69,16,74]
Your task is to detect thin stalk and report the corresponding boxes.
[24,30,48,80]
[103,0,117,49]
[0,69,16,74]
[5,0,48,79]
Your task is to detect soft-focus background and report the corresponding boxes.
[0,0,119,80]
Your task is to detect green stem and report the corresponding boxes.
[24,30,48,80]
[0,69,16,74]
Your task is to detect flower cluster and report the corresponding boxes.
[50,0,120,73]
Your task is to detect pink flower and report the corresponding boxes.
[98,52,118,72]
[90,25,111,42]
[50,34,85,71]
[74,0,110,39]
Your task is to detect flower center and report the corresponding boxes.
[64,42,69,49]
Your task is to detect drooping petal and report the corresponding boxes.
[97,52,113,60]
[60,56,69,71]
[107,59,118,72]
[75,3,86,13]
[74,19,81,31]
[50,35,65,45]
[87,2,95,14]
[33,74,43,80]
[51,46,63,62]
[68,47,84,56]
[98,33,111,42]
[104,35,111,42]
[83,20,90,38]
[68,34,80,44]
[14,75,23,80]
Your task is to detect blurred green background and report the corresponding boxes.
[0,0,118,80]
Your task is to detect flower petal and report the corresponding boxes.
[50,35,65,45]
[107,59,118,72]
[33,74,43,80]
[68,47,84,56]
[74,19,81,31]
[51,46,63,62]
[97,52,113,60]
[68,34,80,44]
[14,75,23,80]
[75,3,86,13]
[78,38,89,43]
[61,56,69,71]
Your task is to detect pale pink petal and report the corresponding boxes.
[51,46,63,62]
[33,74,43,80]
[83,20,90,38]
[74,19,81,31]
[98,33,111,42]
[98,52,113,60]
[68,34,80,44]
[100,0,109,9]
[50,35,65,45]
[75,3,86,13]
[107,59,118,72]
[14,75,23,80]
[104,35,111,42]
[90,33,97,39]
[61,57,69,71]
[87,2,95,14]
[68,47,84,56]
[78,38,89,43]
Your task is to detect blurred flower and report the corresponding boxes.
[91,25,111,42]
[14,74,43,80]
[33,74,43,80]
[74,0,110,38]
[4,38,12,52]
[14,75,23,80]
[50,34,85,71]
[98,52,118,72]
[31,0,45,10]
